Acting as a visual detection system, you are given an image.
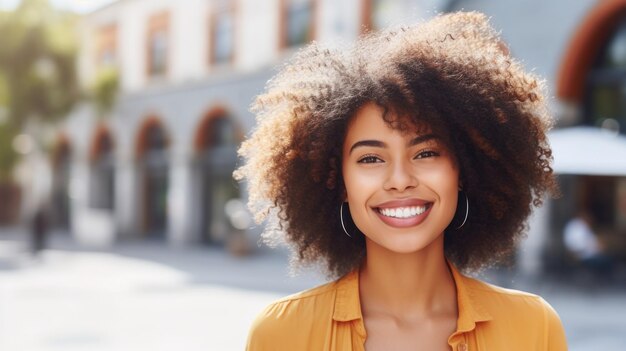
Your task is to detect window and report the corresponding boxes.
[137,119,169,237]
[89,130,115,210]
[206,116,237,147]
[96,24,117,68]
[210,0,235,65]
[281,0,315,48]
[146,123,168,151]
[585,19,626,133]
[147,11,169,77]
[195,112,241,244]
[51,139,72,229]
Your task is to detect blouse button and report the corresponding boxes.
[458,343,468,351]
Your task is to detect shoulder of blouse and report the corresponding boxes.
[461,274,556,314]
[459,273,568,350]
[245,277,343,351]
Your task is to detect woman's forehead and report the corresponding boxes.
[347,102,436,136]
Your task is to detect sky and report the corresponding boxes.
[0,0,116,13]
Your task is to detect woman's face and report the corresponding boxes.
[341,102,459,255]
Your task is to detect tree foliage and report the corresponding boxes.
[0,123,19,182]
[93,67,119,118]
[0,0,79,180]
[0,0,80,125]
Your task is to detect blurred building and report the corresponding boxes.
[52,0,443,250]
[38,0,626,272]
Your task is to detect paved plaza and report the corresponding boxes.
[0,228,624,351]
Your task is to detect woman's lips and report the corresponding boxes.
[374,202,433,228]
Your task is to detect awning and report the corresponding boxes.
[548,126,626,176]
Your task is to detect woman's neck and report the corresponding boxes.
[358,236,457,319]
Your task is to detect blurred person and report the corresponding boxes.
[30,203,49,256]
[236,12,566,350]
[563,209,614,277]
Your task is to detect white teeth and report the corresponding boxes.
[379,205,428,219]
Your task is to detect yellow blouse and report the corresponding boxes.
[246,262,568,350]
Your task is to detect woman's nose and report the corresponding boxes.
[383,160,418,192]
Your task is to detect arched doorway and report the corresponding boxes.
[50,135,72,229]
[89,125,115,210]
[550,0,626,271]
[557,0,626,108]
[193,107,242,244]
[574,9,626,259]
[136,117,169,239]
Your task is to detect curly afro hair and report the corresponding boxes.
[234,11,559,278]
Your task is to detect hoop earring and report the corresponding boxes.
[340,202,352,238]
[455,190,469,230]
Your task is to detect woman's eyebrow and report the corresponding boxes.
[349,134,438,154]
[349,140,386,154]
[409,133,437,146]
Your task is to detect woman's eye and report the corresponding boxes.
[357,155,382,164]
[415,150,439,159]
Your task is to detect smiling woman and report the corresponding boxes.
[235,11,566,351]
[342,103,460,256]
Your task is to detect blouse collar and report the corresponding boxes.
[331,259,493,335]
